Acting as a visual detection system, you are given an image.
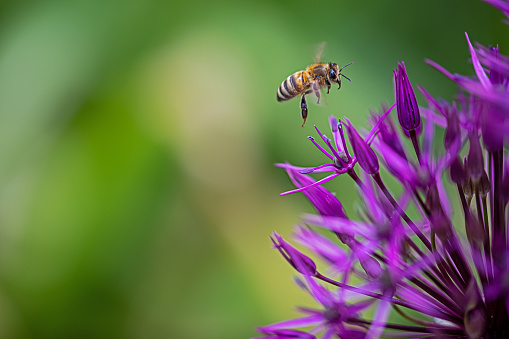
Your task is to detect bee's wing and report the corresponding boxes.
[314,41,327,63]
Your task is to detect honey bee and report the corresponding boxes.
[277,58,352,126]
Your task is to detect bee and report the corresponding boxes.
[277,59,352,126]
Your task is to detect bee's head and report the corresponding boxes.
[328,63,340,83]
[328,62,353,87]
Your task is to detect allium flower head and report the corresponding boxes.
[255,1,509,338]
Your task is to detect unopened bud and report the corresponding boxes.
[476,170,490,199]
[429,212,453,243]
[463,157,474,206]
[449,156,465,184]
[425,185,443,215]
[465,212,485,250]
[359,255,383,279]
[464,280,486,339]
[271,232,317,276]
[444,109,461,156]
[394,62,421,132]
[345,120,379,175]
[467,133,484,183]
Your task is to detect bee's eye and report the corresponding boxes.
[329,69,337,79]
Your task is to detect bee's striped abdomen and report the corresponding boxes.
[277,71,310,102]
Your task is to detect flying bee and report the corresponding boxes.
[277,60,353,126]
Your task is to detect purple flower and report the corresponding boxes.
[275,105,396,196]
[274,118,354,196]
[256,1,509,338]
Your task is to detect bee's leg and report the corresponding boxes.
[300,93,308,127]
[312,80,321,104]
[314,90,321,105]
[325,79,331,94]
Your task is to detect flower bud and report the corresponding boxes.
[463,157,474,205]
[286,168,347,218]
[450,156,466,184]
[464,281,486,339]
[481,105,505,152]
[444,108,461,156]
[345,120,379,175]
[376,111,407,159]
[467,132,484,183]
[425,184,443,215]
[429,212,453,243]
[271,232,317,276]
[359,255,383,279]
[394,62,421,132]
[379,270,397,296]
[465,212,485,250]
[477,170,490,199]
[488,45,503,86]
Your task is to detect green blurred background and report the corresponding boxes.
[0,0,505,338]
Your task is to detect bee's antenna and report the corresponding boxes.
[341,74,352,82]
[339,62,353,72]
[338,62,353,82]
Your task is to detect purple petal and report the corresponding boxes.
[426,58,458,83]
[275,163,310,171]
[365,102,397,144]
[300,164,337,173]
[302,214,372,239]
[483,0,509,18]
[329,115,344,152]
[286,169,347,217]
[337,118,353,160]
[280,173,340,196]
[436,171,453,216]
[313,125,331,150]
[294,226,348,267]
[307,136,333,160]
[419,107,448,127]
[373,139,421,189]
[366,299,392,339]
[465,32,491,89]
[258,314,324,332]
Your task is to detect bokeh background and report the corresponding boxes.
[0,0,506,338]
